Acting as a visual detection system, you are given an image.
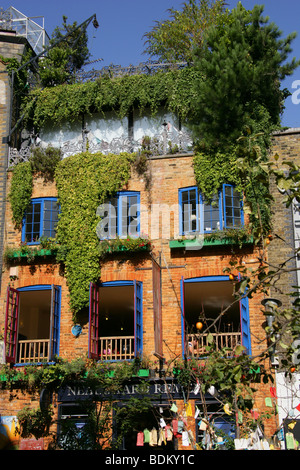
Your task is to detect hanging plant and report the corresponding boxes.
[99,236,152,258]
[54,151,135,317]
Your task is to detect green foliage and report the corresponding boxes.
[17,406,53,439]
[175,343,272,413]
[8,161,33,228]
[99,236,152,258]
[24,67,201,129]
[39,47,71,87]
[29,146,62,181]
[190,2,300,148]
[51,16,90,75]
[39,15,90,87]
[113,395,153,449]
[4,239,58,265]
[193,133,273,237]
[55,151,134,316]
[143,0,227,64]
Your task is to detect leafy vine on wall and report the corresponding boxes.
[22,67,202,129]
[8,161,33,228]
[193,142,272,237]
[54,151,135,317]
[8,149,135,318]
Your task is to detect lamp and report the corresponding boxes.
[261,298,282,366]
[261,298,282,327]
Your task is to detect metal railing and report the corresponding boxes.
[18,339,50,363]
[187,332,242,357]
[99,336,135,361]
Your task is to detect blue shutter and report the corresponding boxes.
[180,276,186,358]
[134,281,143,357]
[179,187,199,235]
[222,184,244,228]
[239,294,251,355]
[118,191,140,238]
[50,285,61,359]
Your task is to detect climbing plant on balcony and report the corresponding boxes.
[22,66,201,130]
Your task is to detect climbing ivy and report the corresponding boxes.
[193,140,272,237]
[8,149,135,317]
[22,67,202,129]
[54,151,135,317]
[8,161,33,228]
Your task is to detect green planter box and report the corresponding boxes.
[105,245,150,254]
[137,369,150,377]
[169,236,253,249]
[7,249,57,259]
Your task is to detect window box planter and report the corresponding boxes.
[131,369,150,378]
[104,244,150,254]
[169,235,253,249]
[6,248,58,259]
[99,238,151,257]
[137,368,150,377]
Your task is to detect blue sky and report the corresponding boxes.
[1,0,300,128]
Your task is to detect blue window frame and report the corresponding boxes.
[178,185,243,235]
[97,191,140,239]
[22,197,59,244]
[89,280,143,361]
[7,284,61,365]
[181,276,251,357]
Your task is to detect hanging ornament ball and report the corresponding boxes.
[196,321,203,330]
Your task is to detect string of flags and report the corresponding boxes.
[136,418,194,447]
[135,401,196,448]
[134,383,300,449]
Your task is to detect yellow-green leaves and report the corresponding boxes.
[9,161,33,228]
[55,151,134,316]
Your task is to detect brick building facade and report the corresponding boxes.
[0,23,299,452]
[0,149,279,450]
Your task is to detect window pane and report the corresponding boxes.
[181,189,198,233]
[203,196,220,232]
[25,202,41,242]
[121,194,140,238]
[223,186,243,228]
[42,200,59,238]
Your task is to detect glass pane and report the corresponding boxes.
[182,189,198,233]
[44,220,51,231]
[42,200,59,238]
[44,200,52,210]
[226,217,233,227]
[225,186,232,196]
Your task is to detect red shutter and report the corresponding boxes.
[4,286,19,363]
[152,259,163,359]
[89,282,99,359]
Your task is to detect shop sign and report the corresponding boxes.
[58,379,199,402]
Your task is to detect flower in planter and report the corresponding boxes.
[99,236,151,257]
